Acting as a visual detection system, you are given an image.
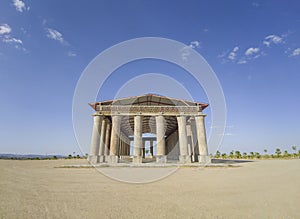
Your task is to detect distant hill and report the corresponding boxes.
[0,154,66,159]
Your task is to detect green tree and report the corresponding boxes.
[283,150,290,158]
[235,150,241,159]
[215,150,221,158]
[264,149,267,154]
[229,151,234,159]
[221,153,227,159]
[275,148,281,158]
[292,146,297,158]
[242,152,247,159]
[250,152,254,159]
[255,152,261,159]
[68,154,72,159]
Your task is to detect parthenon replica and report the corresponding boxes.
[88,94,210,164]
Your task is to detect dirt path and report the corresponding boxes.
[0,159,299,218]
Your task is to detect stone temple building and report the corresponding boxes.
[88,94,210,164]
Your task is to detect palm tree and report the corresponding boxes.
[292,146,297,158]
[283,150,290,158]
[264,149,267,154]
[242,152,247,159]
[235,150,241,159]
[275,148,281,158]
[250,152,254,159]
[221,153,227,159]
[215,150,221,158]
[229,151,234,159]
[255,152,261,159]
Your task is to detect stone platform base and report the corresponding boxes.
[88,155,99,164]
[179,155,192,164]
[156,155,167,163]
[198,155,211,164]
[99,155,105,163]
[106,155,119,163]
[133,156,143,163]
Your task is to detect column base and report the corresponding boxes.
[133,156,143,164]
[99,155,105,163]
[88,155,100,164]
[198,155,211,164]
[106,155,119,163]
[156,155,167,163]
[191,155,198,162]
[179,155,192,164]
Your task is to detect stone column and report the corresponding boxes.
[186,124,192,157]
[195,115,210,163]
[142,140,146,158]
[125,142,129,156]
[190,118,199,162]
[104,122,111,161]
[177,116,191,163]
[98,119,106,162]
[150,140,154,157]
[156,115,166,163]
[108,115,121,163]
[88,115,102,164]
[133,115,143,163]
[119,141,123,156]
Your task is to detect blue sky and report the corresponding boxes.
[0,0,300,155]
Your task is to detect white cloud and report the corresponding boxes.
[263,35,283,47]
[245,47,260,56]
[12,0,28,12]
[46,28,65,44]
[181,40,201,61]
[291,48,300,57]
[0,24,12,35]
[228,46,239,60]
[237,60,247,64]
[67,51,76,57]
[189,41,200,49]
[2,35,22,44]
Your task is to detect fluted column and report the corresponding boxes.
[190,117,199,162]
[156,115,166,163]
[186,124,192,157]
[133,115,143,163]
[104,122,111,161]
[108,115,121,163]
[98,119,106,162]
[142,140,146,158]
[150,140,154,156]
[195,115,210,163]
[177,115,191,163]
[88,115,103,164]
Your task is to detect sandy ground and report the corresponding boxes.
[0,159,299,219]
